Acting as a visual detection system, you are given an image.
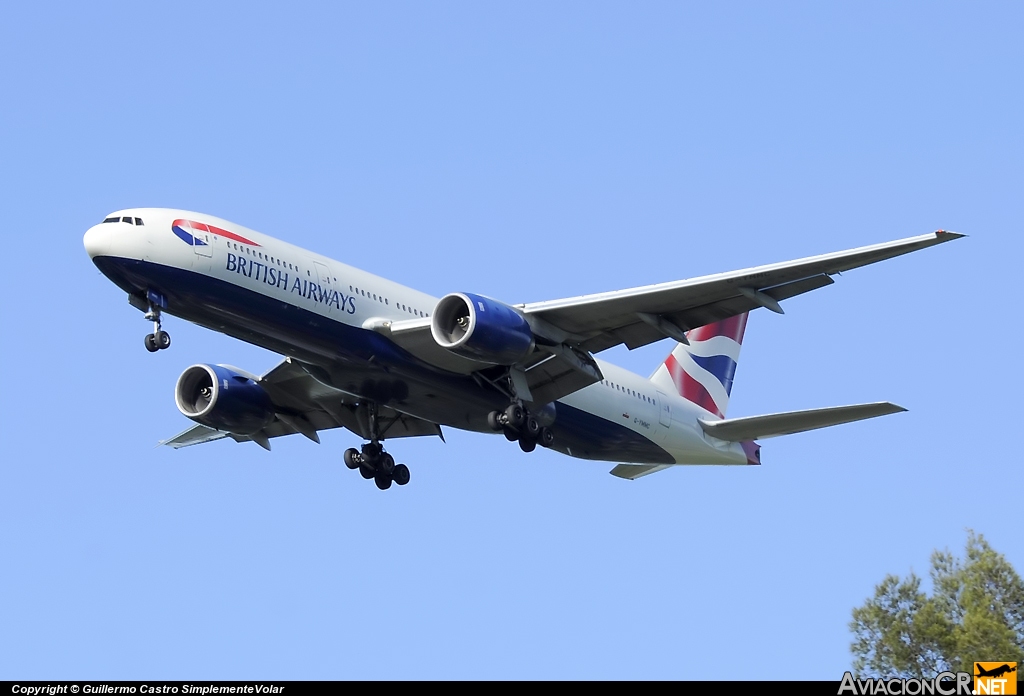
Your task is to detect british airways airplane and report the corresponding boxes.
[83,209,960,489]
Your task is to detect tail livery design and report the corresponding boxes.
[650,313,748,419]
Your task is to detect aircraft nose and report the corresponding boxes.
[83,223,111,259]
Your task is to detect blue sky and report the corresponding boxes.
[1,1,1021,680]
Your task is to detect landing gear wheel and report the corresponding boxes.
[379,452,395,476]
[503,426,519,442]
[359,463,375,479]
[344,448,360,469]
[524,416,541,438]
[487,410,503,431]
[155,330,171,349]
[374,471,393,490]
[362,441,382,461]
[144,334,158,352]
[505,403,525,429]
[539,427,555,448]
[392,464,410,486]
[519,437,537,453]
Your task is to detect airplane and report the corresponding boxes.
[83,209,961,489]
[976,665,1017,679]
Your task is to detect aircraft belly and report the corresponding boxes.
[94,256,508,431]
[92,255,678,463]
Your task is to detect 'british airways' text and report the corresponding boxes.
[225,253,356,314]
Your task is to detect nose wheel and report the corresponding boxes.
[489,402,555,454]
[144,330,171,352]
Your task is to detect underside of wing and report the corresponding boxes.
[370,317,604,405]
[161,357,443,450]
[522,231,962,353]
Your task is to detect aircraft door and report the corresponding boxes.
[188,221,213,272]
[313,261,336,314]
[656,391,671,428]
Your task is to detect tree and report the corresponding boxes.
[850,530,1024,677]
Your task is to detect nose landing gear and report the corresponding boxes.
[142,292,171,352]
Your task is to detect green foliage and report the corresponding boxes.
[850,531,1024,677]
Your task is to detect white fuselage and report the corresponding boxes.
[84,208,750,467]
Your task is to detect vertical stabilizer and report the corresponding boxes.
[649,313,748,419]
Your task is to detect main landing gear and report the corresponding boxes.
[342,402,410,490]
[488,402,555,454]
[143,301,171,353]
[344,442,410,490]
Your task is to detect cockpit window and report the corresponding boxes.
[101,215,144,225]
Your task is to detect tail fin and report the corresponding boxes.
[649,313,748,419]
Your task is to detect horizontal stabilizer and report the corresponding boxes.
[698,402,906,441]
[609,463,673,480]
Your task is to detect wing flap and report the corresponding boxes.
[699,402,906,441]
[521,350,602,405]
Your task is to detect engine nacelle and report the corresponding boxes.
[431,292,534,365]
[174,364,275,435]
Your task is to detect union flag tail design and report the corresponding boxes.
[649,313,748,419]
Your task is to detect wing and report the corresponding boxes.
[365,231,960,405]
[521,231,963,353]
[160,357,443,450]
[160,424,229,449]
[369,316,603,405]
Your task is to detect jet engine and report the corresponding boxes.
[174,364,275,434]
[431,292,534,365]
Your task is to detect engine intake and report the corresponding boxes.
[175,364,275,435]
[431,292,534,365]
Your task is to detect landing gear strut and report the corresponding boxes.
[143,296,171,353]
[488,402,555,453]
[342,403,410,490]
